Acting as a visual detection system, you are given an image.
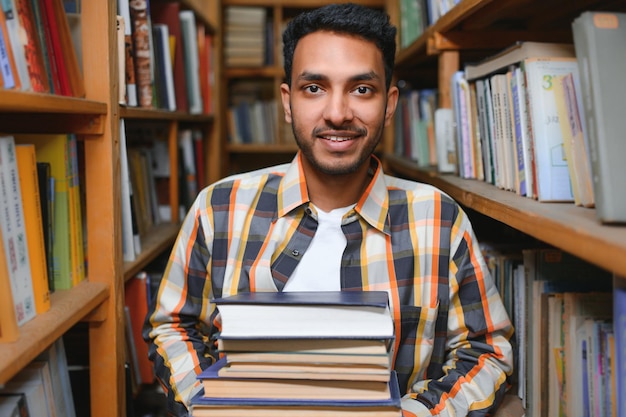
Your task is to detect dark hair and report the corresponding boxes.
[282,3,397,89]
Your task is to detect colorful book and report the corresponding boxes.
[1,0,30,91]
[128,0,154,108]
[15,144,50,314]
[124,271,155,384]
[15,134,74,290]
[13,0,49,92]
[0,136,37,327]
[0,6,19,89]
[214,291,393,339]
[522,56,577,202]
[0,232,19,342]
[572,11,626,223]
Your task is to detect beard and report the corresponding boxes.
[290,117,385,176]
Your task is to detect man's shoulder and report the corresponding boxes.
[384,174,455,204]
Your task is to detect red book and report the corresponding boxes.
[124,272,155,384]
[14,0,50,93]
[150,1,188,112]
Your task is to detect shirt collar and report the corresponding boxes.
[276,152,390,235]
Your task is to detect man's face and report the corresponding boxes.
[280,31,398,176]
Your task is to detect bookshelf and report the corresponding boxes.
[218,0,384,177]
[384,0,626,416]
[0,1,220,416]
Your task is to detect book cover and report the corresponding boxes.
[36,338,76,417]
[214,291,393,339]
[0,1,19,89]
[128,0,154,108]
[179,10,202,114]
[197,357,392,401]
[150,0,187,112]
[67,134,84,286]
[15,134,74,290]
[15,144,50,315]
[0,394,28,417]
[12,361,58,415]
[0,378,49,417]
[190,370,401,416]
[0,136,37,327]
[151,23,175,111]
[14,0,49,92]
[117,0,137,106]
[464,41,575,81]
[48,0,84,97]
[572,11,626,223]
[523,56,577,202]
[1,0,30,91]
[0,234,19,342]
[125,271,155,384]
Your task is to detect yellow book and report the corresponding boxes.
[15,135,74,290]
[16,144,51,314]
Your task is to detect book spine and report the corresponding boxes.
[14,0,49,92]
[0,136,37,326]
[129,0,154,108]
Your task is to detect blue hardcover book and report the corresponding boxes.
[213,291,394,339]
[190,366,402,416]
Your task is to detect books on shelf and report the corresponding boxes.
[572,11,626,224]
[464,41,575,81]
[16,144,50,315]
[15,134,85,290]
[214,291,394,339]
[128,0,155,108]
[224,6,267,68]
[0,135,37,327]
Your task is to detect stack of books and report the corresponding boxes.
[189,291,402,416]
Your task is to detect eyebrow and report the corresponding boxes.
[296,71,381,83]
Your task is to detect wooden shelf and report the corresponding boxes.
[123,222,181,281]
[0,281,109,385]
[0,91,107,135]
[223,0,383,7]
[120,106,214,122]
[385,154,626,276]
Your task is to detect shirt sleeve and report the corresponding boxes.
[143,195,216,415]
[404,211,515,416]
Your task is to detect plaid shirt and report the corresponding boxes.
[145,153,514,417]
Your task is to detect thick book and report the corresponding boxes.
[219,338,392,370]
[129,0,154,108]
[190,370,402,417]
[16,144,51,315]
[523,56,577,202]
[124,271,155,384]
[214,291,394,339]
[0,136,37,327]
[464,41,575,81]
[572,11,626,223]
[197,356,392,402]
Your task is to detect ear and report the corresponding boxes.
[280,83,292,123]
[384,85,399,127]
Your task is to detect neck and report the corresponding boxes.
[303,158,372,212]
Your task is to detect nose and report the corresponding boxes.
[322,91,354,126]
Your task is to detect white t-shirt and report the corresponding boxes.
[283,204,354,292]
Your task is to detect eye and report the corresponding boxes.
[355,86,372,95]
[305,85,321,93]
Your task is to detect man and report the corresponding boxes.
[145,3,514,416]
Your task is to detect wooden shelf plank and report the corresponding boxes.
[0,90,107,114]
[0,281,109,385]
[123,222,181,281]
[120,106,214,122]
[385,154,626,276]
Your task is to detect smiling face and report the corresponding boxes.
[280,31,398,179]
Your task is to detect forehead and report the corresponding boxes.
[292,31,384,79]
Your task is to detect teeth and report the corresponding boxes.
[327,136,350,142]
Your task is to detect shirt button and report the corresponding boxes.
[292,250,300,257]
